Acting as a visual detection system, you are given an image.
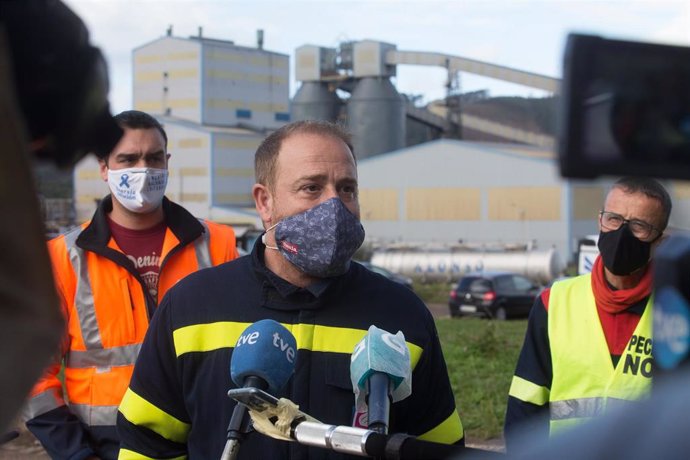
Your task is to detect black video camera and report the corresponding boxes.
[560,33,690,372]
[0,0,122,167]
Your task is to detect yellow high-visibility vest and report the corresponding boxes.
[548,274,653,435]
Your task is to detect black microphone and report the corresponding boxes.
[220,320,297,460]
[350,326,412,434]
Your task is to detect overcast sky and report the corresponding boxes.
[63,0,690,114]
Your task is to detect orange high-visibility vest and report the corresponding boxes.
[24,200,238,429]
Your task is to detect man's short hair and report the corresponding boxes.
[611,176,673,230]
[255,120,354,189]
[113,110,168,149]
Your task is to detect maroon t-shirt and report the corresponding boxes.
[108,217,167,299]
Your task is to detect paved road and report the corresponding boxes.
[427,302,450,319]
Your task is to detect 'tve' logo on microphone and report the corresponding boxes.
[236,330,260,347]
[235,327,296,363]
[273,332,296,363]
[230,320,297,394]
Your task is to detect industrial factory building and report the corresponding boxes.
[132,31,289,129]
[70,33,690,276]
[356,139,614,269]
[74,31,285,227]
[74,33,562,225]
[290,40,559,158]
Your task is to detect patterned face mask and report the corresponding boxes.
[263,197,366,278]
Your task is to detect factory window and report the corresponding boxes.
[236,109,252,119]
[275,112,290,122]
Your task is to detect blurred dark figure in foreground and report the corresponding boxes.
[0,0,121,436]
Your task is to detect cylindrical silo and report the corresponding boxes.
[347,77,405,159]
[291,81,342,123]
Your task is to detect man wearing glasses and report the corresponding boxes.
[504,176,672,451]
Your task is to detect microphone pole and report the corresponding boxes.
[228,387,502,459]
[351,326,411,436]
[220,376,268,460]
[293,420,500,459]
[366,372,392,434]
[220,319,297,460]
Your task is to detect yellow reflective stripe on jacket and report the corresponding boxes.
[118,448,187,460]
[548,274,653,434]
[416,408,464,444]
[173,322,250,357]
[290,324,422,368]
[509,375,550,406]
[303,324,360,353]
[119,388,190,444]
[173,322,423,369]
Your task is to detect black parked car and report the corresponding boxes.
[359,261,414,290]
[448,272,541,320]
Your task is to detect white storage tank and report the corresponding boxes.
[371,248,565,285]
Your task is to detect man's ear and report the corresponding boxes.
[252,183,272,227]
[98,157,109,182]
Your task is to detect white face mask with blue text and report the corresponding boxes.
[107,167,168,213]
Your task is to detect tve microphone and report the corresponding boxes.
[350,325,412,434]
[221,319,297,460]
[230,319,297,394]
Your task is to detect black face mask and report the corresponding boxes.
[597,224,652,276]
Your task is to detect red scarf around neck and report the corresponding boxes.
[590,256,653,314]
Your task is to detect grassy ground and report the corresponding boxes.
[435,317,528,441]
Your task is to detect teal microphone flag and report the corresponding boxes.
[350,325,412,412]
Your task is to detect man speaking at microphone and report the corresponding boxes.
[117,120,464,459]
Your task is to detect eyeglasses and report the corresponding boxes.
[599,211,662,240]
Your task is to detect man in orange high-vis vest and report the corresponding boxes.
[23,110,239,460]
